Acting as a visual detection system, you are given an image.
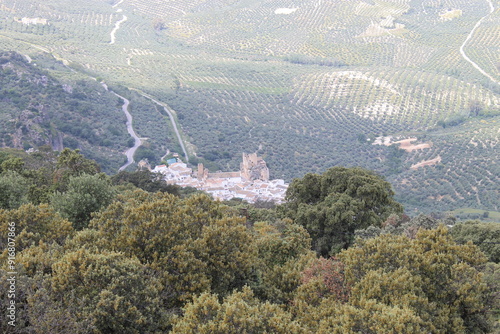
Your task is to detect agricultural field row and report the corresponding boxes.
[158,63,498,213]
[463,20,500,81]
[0,0,498,214]
[291,68,499,127]
[125,0,206,20]
[391,117,499,212]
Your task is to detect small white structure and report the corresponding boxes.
[20,17,48,25]
[275,8,298,15]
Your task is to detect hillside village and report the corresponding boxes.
[152,153,289,203]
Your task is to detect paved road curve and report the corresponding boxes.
[113,92,142,171]
[131,90,190,163]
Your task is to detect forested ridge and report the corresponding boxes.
[1,148,498,333]
[0,51,131,173]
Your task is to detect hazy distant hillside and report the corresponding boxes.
[0,51,130,172]
[0,0,498,215]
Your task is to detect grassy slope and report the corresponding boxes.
[0,0,498,213]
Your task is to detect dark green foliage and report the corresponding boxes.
[357,133,367,143]
[62,136,79,149]
[280,167,403,256]
[334,227,491,333]
[51,173,116,229]
[133,146,156,162]
[56,148,100,176]
[127,137,135,147]
[354,213,449,241]
[90,191,256,309]
[171,287,305,334]
[385,145,405,175]
[437,115,466,128]
[469,100,484,116]
[112,170,182,195]
[0,146,496,333]
[0,52,129,173]
[284,54,346,67]
[53,148,100,192]
[0,157,25,174]
[0,148,56,205]
[251,220,315,304]
[223,198,278,225]
[0,171,30,209]
[450,221,500,263]
[482,262,500,331]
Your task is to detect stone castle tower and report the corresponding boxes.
[240,152,269,181]
[197,163,208,181]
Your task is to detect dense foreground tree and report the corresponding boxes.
[1,192,258,332]
[90,191,256,307]
[0,203,74,255]
[111,170,184,194]
[50,173,116,229]
[171,287,305,334]
[482,262,500,331]
[293,226,490,333]
[55,148,100,178]
[251,220,316,304]
[0,149,495,333]
[280,166,403,256]
[450,220,500,263]
[172,226,493,333]
[0,170,30,209]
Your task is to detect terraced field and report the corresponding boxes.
[0,0,498,216]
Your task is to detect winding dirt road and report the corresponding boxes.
[459,0,499,85]
[110,15,127,45]
[112,0,124,8]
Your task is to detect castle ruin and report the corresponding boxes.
[153,152,286,203]
[240,152,269,181]
[197,152,269,182]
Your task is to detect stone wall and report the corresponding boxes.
[241,152,269,181]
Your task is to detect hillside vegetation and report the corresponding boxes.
[0,148,498,333]
[0,0,498,214]
[0,51,131,172]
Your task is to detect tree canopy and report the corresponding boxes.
[0,148,496,333]
[50,173,116,229]
[450,220,500,263]
[280,166,403,256]
[291,226,490,333]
